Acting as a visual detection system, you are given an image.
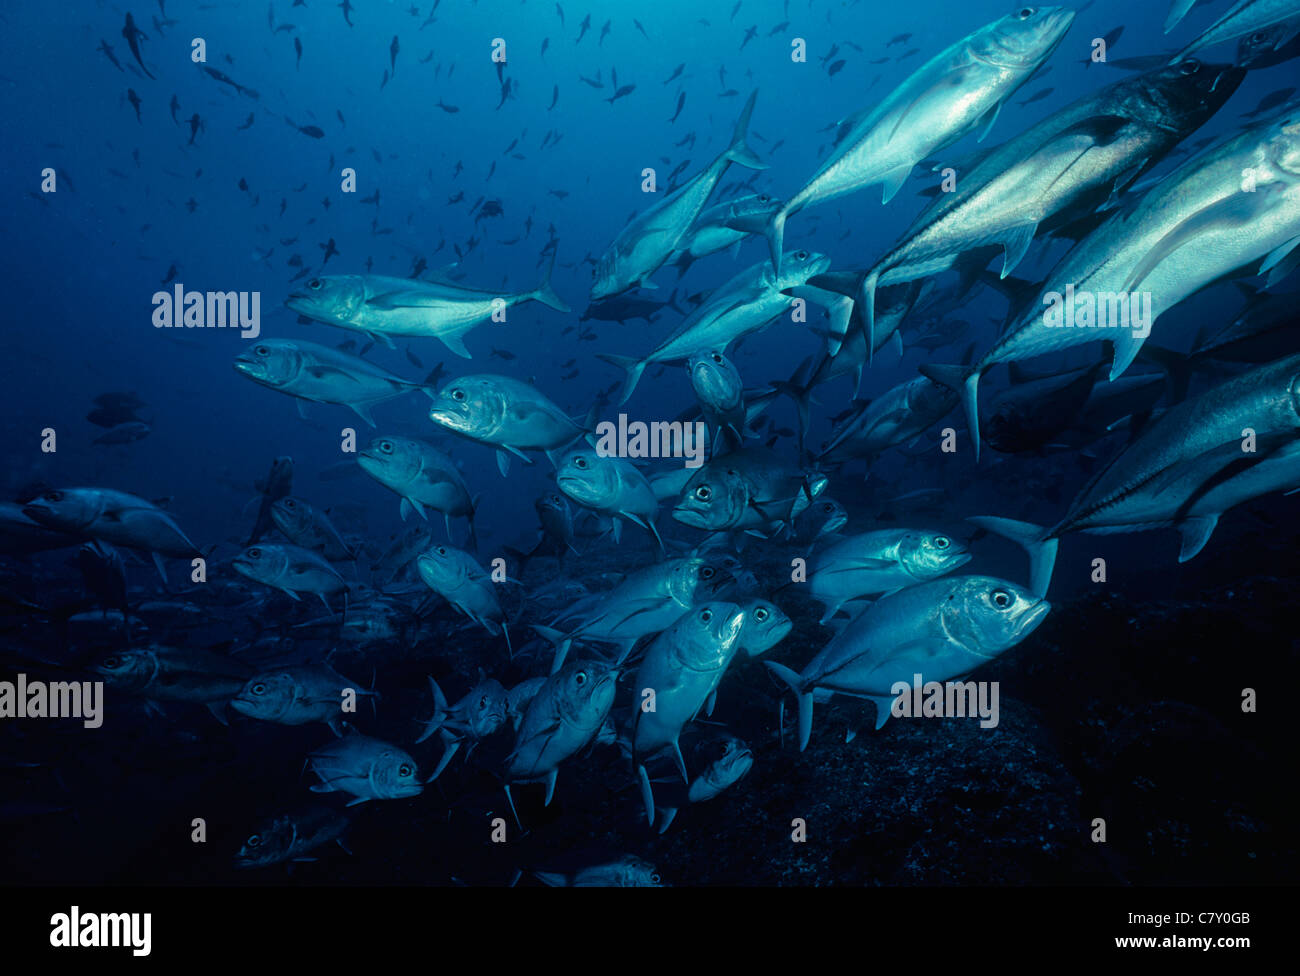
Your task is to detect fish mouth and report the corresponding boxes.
[947,553,974,572]
[1016,599,1052,636]
[670,503,710,529]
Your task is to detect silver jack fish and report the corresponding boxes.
[232,542,348,610]
[766,575,1049,748]
[307,730,423,805]
[811,530,972,623]
[357,436,476,542]
[233,338,434,426]
[416,544,510,650]
[286,253,569,358]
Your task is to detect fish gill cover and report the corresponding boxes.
[0,0,1298,898]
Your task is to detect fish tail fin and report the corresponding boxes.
[726,89,766,170]
[763,206,787,274]
[919,363,981,462]
[764,660,813,752]
[968,516,1057,598]
[596,352,646,404]
[531,250,570,313]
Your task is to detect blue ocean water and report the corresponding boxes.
[1,0,1297,886]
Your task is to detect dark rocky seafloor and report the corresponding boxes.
[1,522,1296,887]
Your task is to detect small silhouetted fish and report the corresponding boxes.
[669,92,686,123]
[549,85,559,110]
[664,63,684,85]
[436,100,459,113]
[320,238,339,264]
[606,84,635,104]
[127,88,142,122]
[886,33,911,46]
[237,112,254,130]
[390,35,400,74]
[827,59,845,76]
[405,347,424,369]
[1243,87,1296,119]
[161,264,178,285]
[490,347,517,361]
[1017,87,1054,107]
[94,421,151,445]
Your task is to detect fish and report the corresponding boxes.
[535,555,733,666]
[630,602,747,822]
[606,84,636,104]
[554,447,664,549]
[417,675,510,779]
[923,107,1300,460]
[1173,0,1300,62]
[231,664,371,735]
[234,807,352,868]
[598,249,830,403]
[972,353,1300,596]
[416,544,509,646]
[0,502,82,555]
[673,446,828,535]
[530,854,662,887]
[762,7,1075,273]
[232,543,348,608]
[670,191,785,272]
[590,90,765,300]
[793,496,849,542]
[307,731,423,805]
[92,645,253,723]
[286,255,569,359]
[248,456,293,545]
[23,488,198,579]
[669,92,686,123]
[270,496,354,560]
[852,60,1245,340]
[356,436,476,538]
[233,338,434,426]
[687,350,749,450]
[810,529,971,623]
[121,13,154,79]
[92,421,151,445]
[652,732,753,832]
[503,659,618,820]
[427,373,587,475]
[767,576,1050,747]
[818,376,959,469]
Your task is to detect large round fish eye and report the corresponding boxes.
[991,588,1013,609]
[758,194,770,203]
[935,536,950,549]
[711,352,723,363]
[283,499,297,509]
[307,279,322,290]
[246,834,262,847]
[573,455,589,469]
[650,873,661,884]
[46,490,63,502]
[102,656,120,669]
[574,670,588,686]
[755,607,769,622]
[1180,58,1200,74]
[254,344,270,356]
[436,546,447,555]
[378,439,393,453]
[451,389,466,401]
[248,548,262,558]
[252,683,266,695]
[699,565,715,580]
[1018,7,1036,18]
[399,764,413,777]
[695,486,712,501]
[700,608,713,622]
[479,696,489,709]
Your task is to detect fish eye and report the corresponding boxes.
[248,547,262,558]
[758,194,770,203]
[451,389,466,401]
[46,490,63,502]
[755,607,769,622]
[711,352,723,363]
[252,683,266,695]
[399,763,413,777]
[283,499,296,509]
[650,873,661,884]
[254,345,269,356]
[247,834,262,847]
[436,546,447,555]
[991,588,1012,609]
[695,486,712,501]
[700,566,715,580]
[1250,33,1266,44]
[795,249,808,260]
[1180,58,1200,74]
[575,670,588,686]
[1018,7,1035,18]
[574,455,589,469]
[821,502,834,512]
[935,536,950,549]
[700,608,713,622]
[103,656,120,669]
[379,439,393,453]
[308,279,322,290]
[479,696,488,709]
